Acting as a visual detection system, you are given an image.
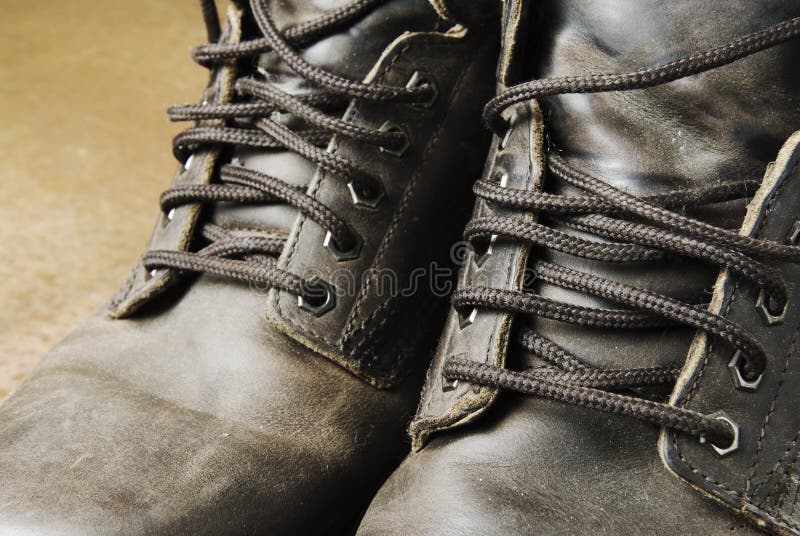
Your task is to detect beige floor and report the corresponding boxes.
[0,2,209,398]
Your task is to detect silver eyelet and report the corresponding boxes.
[144,268,161,281]
[756,289,787,326]
[442,375,459,392]
[297,277,335,317]
[161,208,176,228]
[323,230,362,262]
[183,154,195,171]
[472,235,497,268]
[700,411,740,457]
[458,308,478,329]
[494,169,509,188]
[378,121,411,157]
[347,177,385,208]
[727,350,763,392]
[472,170,507,267]
[406,71,439,109]
[498,112,517,150]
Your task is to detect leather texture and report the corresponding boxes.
[0,1,500,533]
[358,1,800,534]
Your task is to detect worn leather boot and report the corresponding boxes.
[357,1,800,534]
[0,1,499,533]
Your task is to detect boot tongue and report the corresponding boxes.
[520,1,800,372]
[211,0,441,237]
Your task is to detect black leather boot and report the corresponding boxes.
[0,1,499,533]
[357,1,800,534]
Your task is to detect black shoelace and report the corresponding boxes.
[445,17,800,450]
[140,0,433,306]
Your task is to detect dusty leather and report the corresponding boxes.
[357,1,800,534]
[0,0,500,534]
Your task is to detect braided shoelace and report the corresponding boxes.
[445,17,800,449]
[140,0,434,305]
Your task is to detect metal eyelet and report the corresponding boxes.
[493,169,509,188]
[442,374,459,392]
[472,236,497,268]
[498,127,513,150]
[144,268,161,281]
[497,112,517,151]
[756,289,787,326]
[406,71,439,109]
[378,121,411,157]
[297,277,336,316]
[323,230,363,262]
[700,411,740,457]
[458,308,478,329]
[347,176,385,208]
[472,170,507,268]
[183,154,195,172]
[727,350,764,392]
[161,208,176,228]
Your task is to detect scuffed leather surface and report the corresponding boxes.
[0,278,422,534]
[360,0,800,533]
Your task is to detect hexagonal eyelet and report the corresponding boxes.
[787,219,800,245]
[727,350,764,392]
[378,121,411,157]
[700,411,740,457]
[458,307,478,329]
[406,71,439,109]
[297,277,335,317]
[347,176,385,208]
[323,230,363,262]
[756,289,787,326]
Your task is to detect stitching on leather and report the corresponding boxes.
[671,432,747,498]
[343,42,466,342]
[343,38,479,379]
[683,163,794,403]
[273,33,461,355]
[274,43,413,348]
[748,323,800,495]
[672,159,798,521]
[754,428,800,507]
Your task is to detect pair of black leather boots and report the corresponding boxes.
[2,0,800,534]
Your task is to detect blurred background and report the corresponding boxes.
[0,2,209,399]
